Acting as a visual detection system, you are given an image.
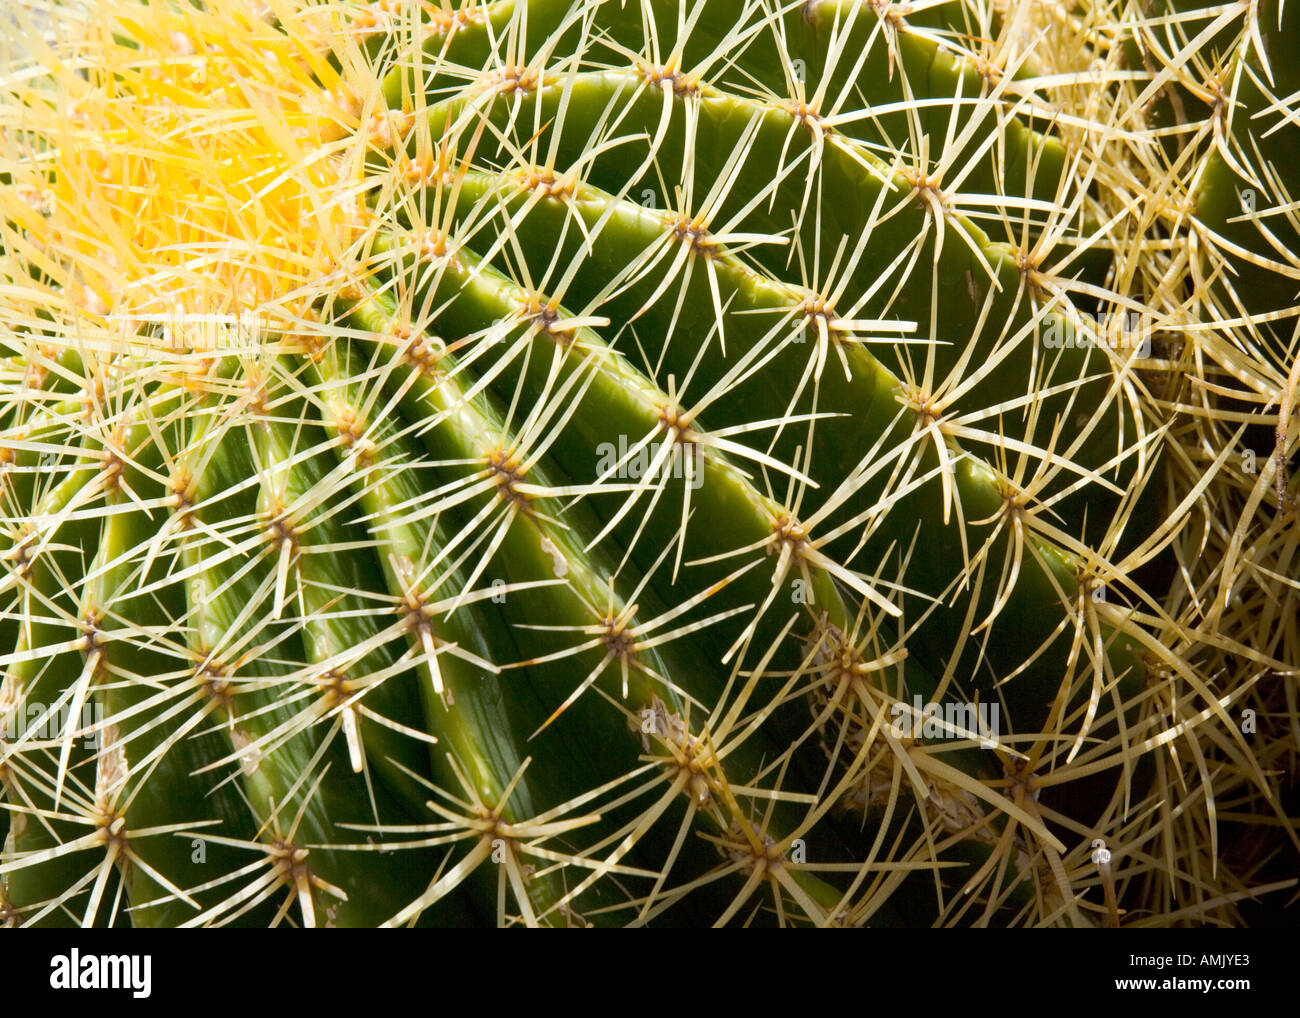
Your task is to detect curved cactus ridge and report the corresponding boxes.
[0,0,1294,927]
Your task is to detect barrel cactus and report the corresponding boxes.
[0,0,1295,927]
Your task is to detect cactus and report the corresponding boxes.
[0,0,1294,927]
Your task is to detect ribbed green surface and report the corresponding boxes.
[3,0,1290,927]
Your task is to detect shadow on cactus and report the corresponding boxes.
[0,0,1295,927]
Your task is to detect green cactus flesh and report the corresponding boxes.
[0,0,1296,926]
